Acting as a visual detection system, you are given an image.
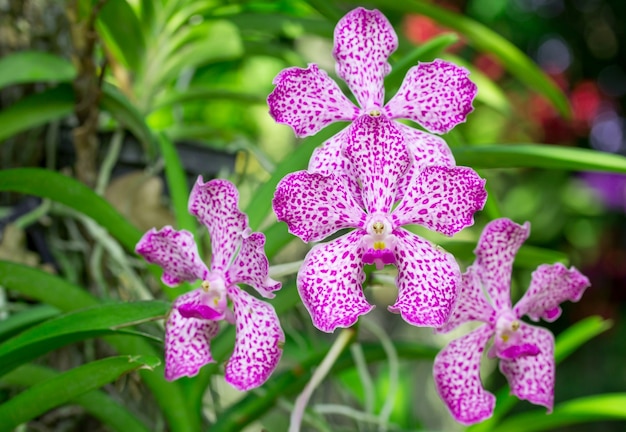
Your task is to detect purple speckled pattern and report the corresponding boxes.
[388,229,460,327]
[392,165,487,236]
[343,116,409,213]
[267,64,360,137]
[225,286,285,391]
[188,177,248,273]
[514,263,590,322]
[333,8,397,109]
[384,59,477,134]
[164,290,220,381]
[273,170,366,243]
[227,232,281,299]
[433,325,495,425]
[436,266,495,334]
[135,226,209,286]
[434,218,590,424]
[297,231,373,333]
[474,219,530,311]
[499,323,555,411]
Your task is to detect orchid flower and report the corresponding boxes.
[135,177,284,391]
[433,218,590,425]
[268,7,475,187]
[273,115,486,332]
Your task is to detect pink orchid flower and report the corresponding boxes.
[136,177,283,391]
[268,7,476,190]
[273,115,486,332]
[433,218,590,425]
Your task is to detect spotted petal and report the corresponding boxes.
[333,7,397,109]
[499,323,555,411]
[384,59,477,134]
[514,263,590,322]
[227,231,281,299]
[267,64,359,138]
[433,324,495,425]
[135,226,208,286]
[437,265,496,334]
[164,290,220,381]
[297,231,373,333]
[273,170,366,243]
[188,178,247,273]
[474,219,530,311]
[309,128,364,208]
[389,229,460,327]
[225,286,285,391]
[392,166,486,236]
[343,116,410,214]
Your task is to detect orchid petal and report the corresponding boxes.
[433,324,495,425]
[164,290,219,381]
[390,229,460,327]
[177,288,225,321]
[273,170,366,243]
[225,286,285,391]
[333,7,397,109]
[437,265,496,334]
[309,128,364,208]
[384,59,477,134]
[343,116,410,213]
[514,263,590,322]
[188,178,247,273]
[392,166,486,236]
[499,323,555,411]
[227,232,281,298]
[474,219,530,311]
[297,231,373,333]
[135,226,208,286]
[267,64,359,138]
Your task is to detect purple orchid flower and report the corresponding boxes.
[135,177,284,391]
[267,7,475,183]
[273,115,486,332]
[433,218,590,425]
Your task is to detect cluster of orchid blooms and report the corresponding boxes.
[135,7,590,426]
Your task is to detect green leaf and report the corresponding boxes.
[0,84,74,142]
[496,394,626,432]
[0,168,143,253]
[152,88,266,111]
[0,363,152,432]
[468,316,612,432]
[0,355,160,432]
[97,0,146,71]
[0,305,60,343]
[453,144,626,173]
[0,301,168,377]
[0,51,75,89]
[350,0,570,117]
[245,122,347,230]
[157,133,195,234]
[0,261,98,311]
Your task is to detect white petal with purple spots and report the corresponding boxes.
[188,177,248,273]
[225,286,285,391]
[389,229,460,327]
[135,226,209,286]
[267,64,359,137]
[297,231,373,333]
[384,59,477,134]
[333,8,397,109]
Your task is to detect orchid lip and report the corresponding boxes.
[362,213,397,270]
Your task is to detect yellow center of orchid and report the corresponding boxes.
[369,109,381,117]
[373,241,386,250]
[372,221,385,234]
[201,281,210,292]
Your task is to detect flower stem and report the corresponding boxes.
[289,328,356,432]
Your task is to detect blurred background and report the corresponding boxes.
[0,0,624,430]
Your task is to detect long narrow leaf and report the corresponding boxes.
[97,0,146,71]
[0,355,160,432]
[0,51,75,89]
[0,363,152,432]
[0,305,60,343]
[0,168,143,252]
[453,144,626,173]
[0,301,168,377]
